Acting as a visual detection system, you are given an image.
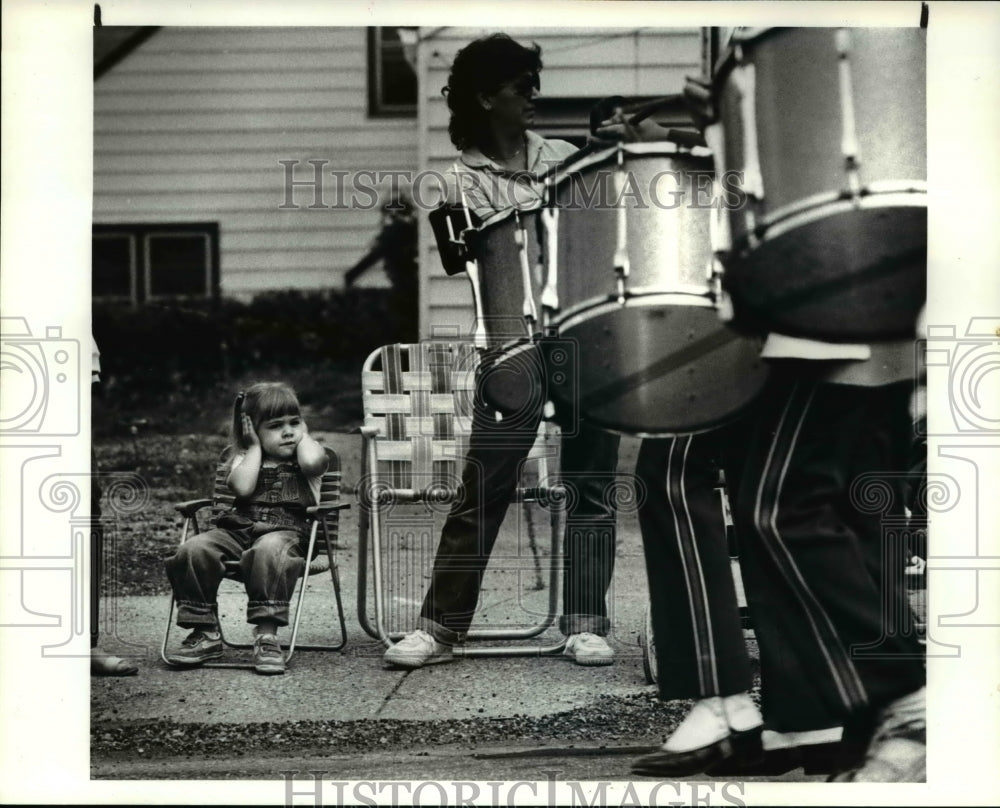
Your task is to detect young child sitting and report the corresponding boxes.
[164,382,329,675]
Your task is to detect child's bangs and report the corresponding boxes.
[250,384,301,424]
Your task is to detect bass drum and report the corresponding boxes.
[542,142,768,437]
[712,27,927,341]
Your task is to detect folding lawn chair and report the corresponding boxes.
[161,445,349,669]
[356,341,568,657]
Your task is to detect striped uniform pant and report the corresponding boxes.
[636,424,755,700]
[732,367,925,734]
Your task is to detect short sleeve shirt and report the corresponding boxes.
[444,130,578,227]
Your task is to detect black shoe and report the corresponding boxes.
[707,740,846,776]
[631,727,763,778]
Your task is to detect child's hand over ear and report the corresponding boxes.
[242,414,260,446]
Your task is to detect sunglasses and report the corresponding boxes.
[505,73,540,99]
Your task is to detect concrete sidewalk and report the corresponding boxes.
[92,434,671,727]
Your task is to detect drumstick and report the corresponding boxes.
[464,259,489,350]
[626,93,685,125]
[590,93,683,131]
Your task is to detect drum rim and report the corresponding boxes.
[558,395,765,439]
[478,335,543,363]
[474,204,544,235]
[552,291,717,333]
[544,298,769,438]
[713,26,927,83]
[712,27,786,77]
[724,185,927,254]
[545,141,713,185]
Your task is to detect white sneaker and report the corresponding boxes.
[563,632,614,666]
[383,629,453,669]
[660,695,762,753]
[722,692,764,733]
[663,697,731,753]
[632,695,763,777]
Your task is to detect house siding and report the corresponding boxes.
[93,26,419,298]
[94,25,700,325]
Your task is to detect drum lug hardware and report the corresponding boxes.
[615,274,627,305]
[733,63,764,200]
[454,170,490,348]
[836,28,863,201]
[463,259,489,350]
[513,212,540,329]
[541,207,560,312]
[613,151,631,301]
[844,155,863,203]
[709,257,724,300]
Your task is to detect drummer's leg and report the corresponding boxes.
[732,369,925,773]
[630,428,762,778]
[636,428,753,699]
[558,422,620,663]
[417,395,543,646]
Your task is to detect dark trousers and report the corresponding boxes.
[419,393,620,644]
[635,425,754,701]
[733,366,925,735]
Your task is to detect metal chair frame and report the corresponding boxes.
[161,445,349,669]
[356,341,569,657]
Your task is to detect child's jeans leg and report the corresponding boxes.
[165,528,242,628]
[240,528,305,628]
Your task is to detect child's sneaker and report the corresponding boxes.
[167,629,223,666]
[564,632,614,666]
[252,633,286,675]
[383,629,453,668]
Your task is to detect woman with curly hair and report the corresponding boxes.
[384,33,623,670]
[438,33,574,225]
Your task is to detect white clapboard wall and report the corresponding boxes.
[94,27,419,297]
[416,26,701,339]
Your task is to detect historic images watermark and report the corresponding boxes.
[277,161,748,213]
[282,769,748,807]
[916,316,1000,643]
[0,317,80,436]
[0,315,150,658]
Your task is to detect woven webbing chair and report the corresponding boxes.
[161,446,349,669]
[356,341,567,657]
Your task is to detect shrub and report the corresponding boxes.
[92,288,400,434]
